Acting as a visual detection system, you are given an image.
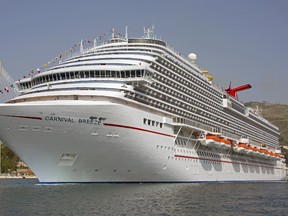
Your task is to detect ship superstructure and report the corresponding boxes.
[0,27,286,183]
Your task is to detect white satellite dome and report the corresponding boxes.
[188,53,197,62]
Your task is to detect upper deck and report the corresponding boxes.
[8,27,280,144]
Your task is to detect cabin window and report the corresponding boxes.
[148,119,151,125]
[131,70,136,78]
[111,71,116,78]
[116,71,120,78]
[75,71,80,78]
[90,71,95,78]
[100,71,106,78]
[60,73,65,80]
[136,70,141,77]
[125,71,130,78]
[64,72,69,79]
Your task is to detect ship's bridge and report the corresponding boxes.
[128,38,166,47]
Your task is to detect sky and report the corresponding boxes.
[0,0,288,104]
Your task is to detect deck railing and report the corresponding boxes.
[172,117,212,132]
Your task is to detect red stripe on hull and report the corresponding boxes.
[0,115,42,120]
[104,123,174,138]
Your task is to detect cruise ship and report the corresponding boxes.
[0,27,286,183]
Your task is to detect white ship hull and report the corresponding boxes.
[0,27,286,183]
[0,100,285,183]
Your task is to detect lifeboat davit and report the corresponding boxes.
[246,145,256,155]
[201,134,221,147]
[201,134,233,149]
[235,143,250,153]
[219,137,233,149]
[250,147,260,155]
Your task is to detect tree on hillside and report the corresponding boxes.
[0,144,19,173]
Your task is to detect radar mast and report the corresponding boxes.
[144,25,155,39]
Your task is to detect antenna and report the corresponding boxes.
[125,26,128,40]
[80,40,84,54]
[144,25,155,39]
[94,38,97,47]
[111,28,115,39]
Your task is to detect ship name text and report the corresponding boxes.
[44,116,106,125]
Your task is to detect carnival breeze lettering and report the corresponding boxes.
[45,116,75,123]
[45,116,106,125]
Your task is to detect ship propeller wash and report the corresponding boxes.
[0,27,286,183]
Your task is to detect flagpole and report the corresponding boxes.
[0,140,2,174]
[0,61,2,77]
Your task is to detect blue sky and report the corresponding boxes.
[1,0,288,104]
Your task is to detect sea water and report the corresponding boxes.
[0,178,287,216]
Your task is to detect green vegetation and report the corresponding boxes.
[245,102,288,165]
[0,144,19,173]
[245,102,288,146]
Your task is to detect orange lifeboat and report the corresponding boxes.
[265,150,272,157]
[202,134,234,148]
[235,143,249,153]
[275,153,281,159]
[258,148,266,156]
[267,151,275,158]
[219,137,233,149]
[201,134,221,147]
[246,145,254,154]
[201,134,235,150]
[251,147,261,155]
